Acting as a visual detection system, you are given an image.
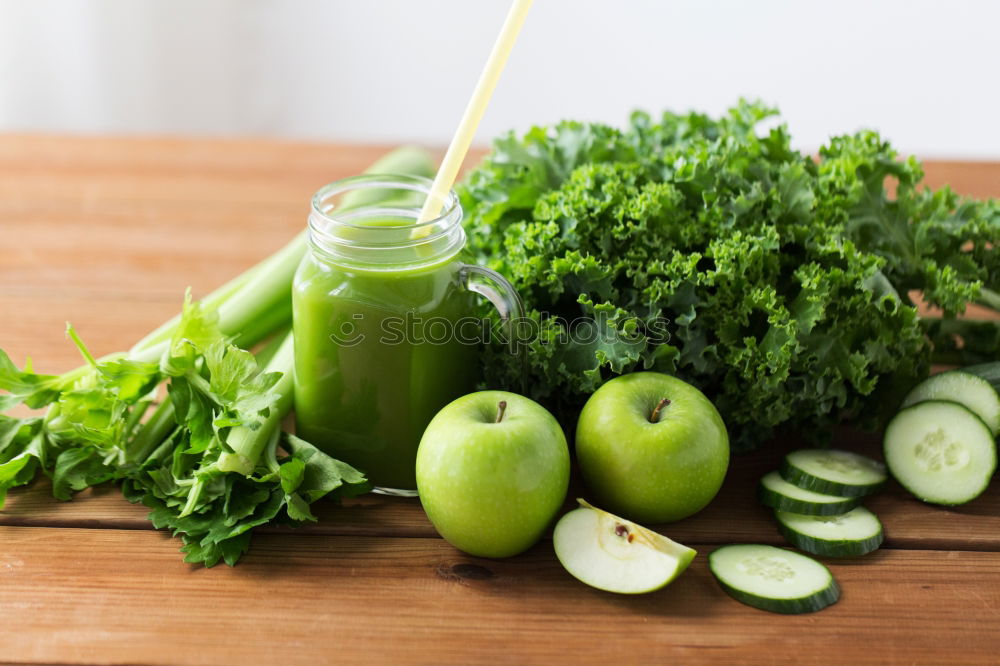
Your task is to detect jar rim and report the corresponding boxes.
[307,173,466,270]
[310,173,459,235]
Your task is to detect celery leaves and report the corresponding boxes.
[0,145,436,564]
[0,300,370,567]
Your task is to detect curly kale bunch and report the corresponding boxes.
[460,101,999,450]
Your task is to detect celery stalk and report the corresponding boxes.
[128,259,264,357]
[1,145,435,551]
[215,331,295,476]
[127,143,435,362]
[128,231,306,363]
[0,147,434,506]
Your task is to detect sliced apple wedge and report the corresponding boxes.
[553,499,696,594]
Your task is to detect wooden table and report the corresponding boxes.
[1,135,998,665]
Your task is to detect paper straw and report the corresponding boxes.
[416,0,534,227]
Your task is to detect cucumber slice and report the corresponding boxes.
[962,362,1000,391]
[780,449,887,497]
[708,544,840,614]
[775,506,884,557]
[900,370,1000,436]
[757,471,861,515]
[884,400,997,506]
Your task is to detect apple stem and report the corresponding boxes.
[495,400,508,424]
[649,397,671,423]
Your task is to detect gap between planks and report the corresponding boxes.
[4,485,998,553]
[3,520,998,554]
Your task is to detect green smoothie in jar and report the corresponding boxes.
[293,175,521,495]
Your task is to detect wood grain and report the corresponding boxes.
[1,525,998,666]
[0,135,394,371]
[1,134,995,371]
[1,134,999,665]
[5,433,999,551]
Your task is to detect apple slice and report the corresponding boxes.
[553,499,697,594]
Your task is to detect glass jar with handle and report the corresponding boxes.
[293,174,523,496]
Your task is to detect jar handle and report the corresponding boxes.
[458,263,527,392]
[459,264,524,324]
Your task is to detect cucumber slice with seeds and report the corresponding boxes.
[708,544,840,614]
[900,370,1000,436]
[758,470,861,515]
[884,400,997,506]
[775,506,884,557]
[780,449,887,497]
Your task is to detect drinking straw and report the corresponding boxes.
[415,0,534,227]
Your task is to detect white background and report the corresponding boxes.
[0,0,997,158]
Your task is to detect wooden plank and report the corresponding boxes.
[0,135,459,373]
[0,133,995,373]
[0,294,201,374]
[2,135,1000,665]
[0,525,997,665]
[5,431,999,551]
[918,160,1000,199]
[0,136,377,372]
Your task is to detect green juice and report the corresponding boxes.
[292,242,478,492]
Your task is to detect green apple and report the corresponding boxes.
[553,499,696,594]
[576,372,729,523]
[416,390,570,558]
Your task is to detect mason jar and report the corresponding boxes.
[293,174,522,496]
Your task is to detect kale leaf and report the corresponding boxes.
[462,101,997,450]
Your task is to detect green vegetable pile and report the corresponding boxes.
[0,286,370,567]
[2,105,997,566]
[0,147,435,566]
[461,101,999,449]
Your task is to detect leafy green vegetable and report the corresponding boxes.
[0,297,371,566]
[119,315,371,567]
[461,101,998,450]
[0,145,436,565]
